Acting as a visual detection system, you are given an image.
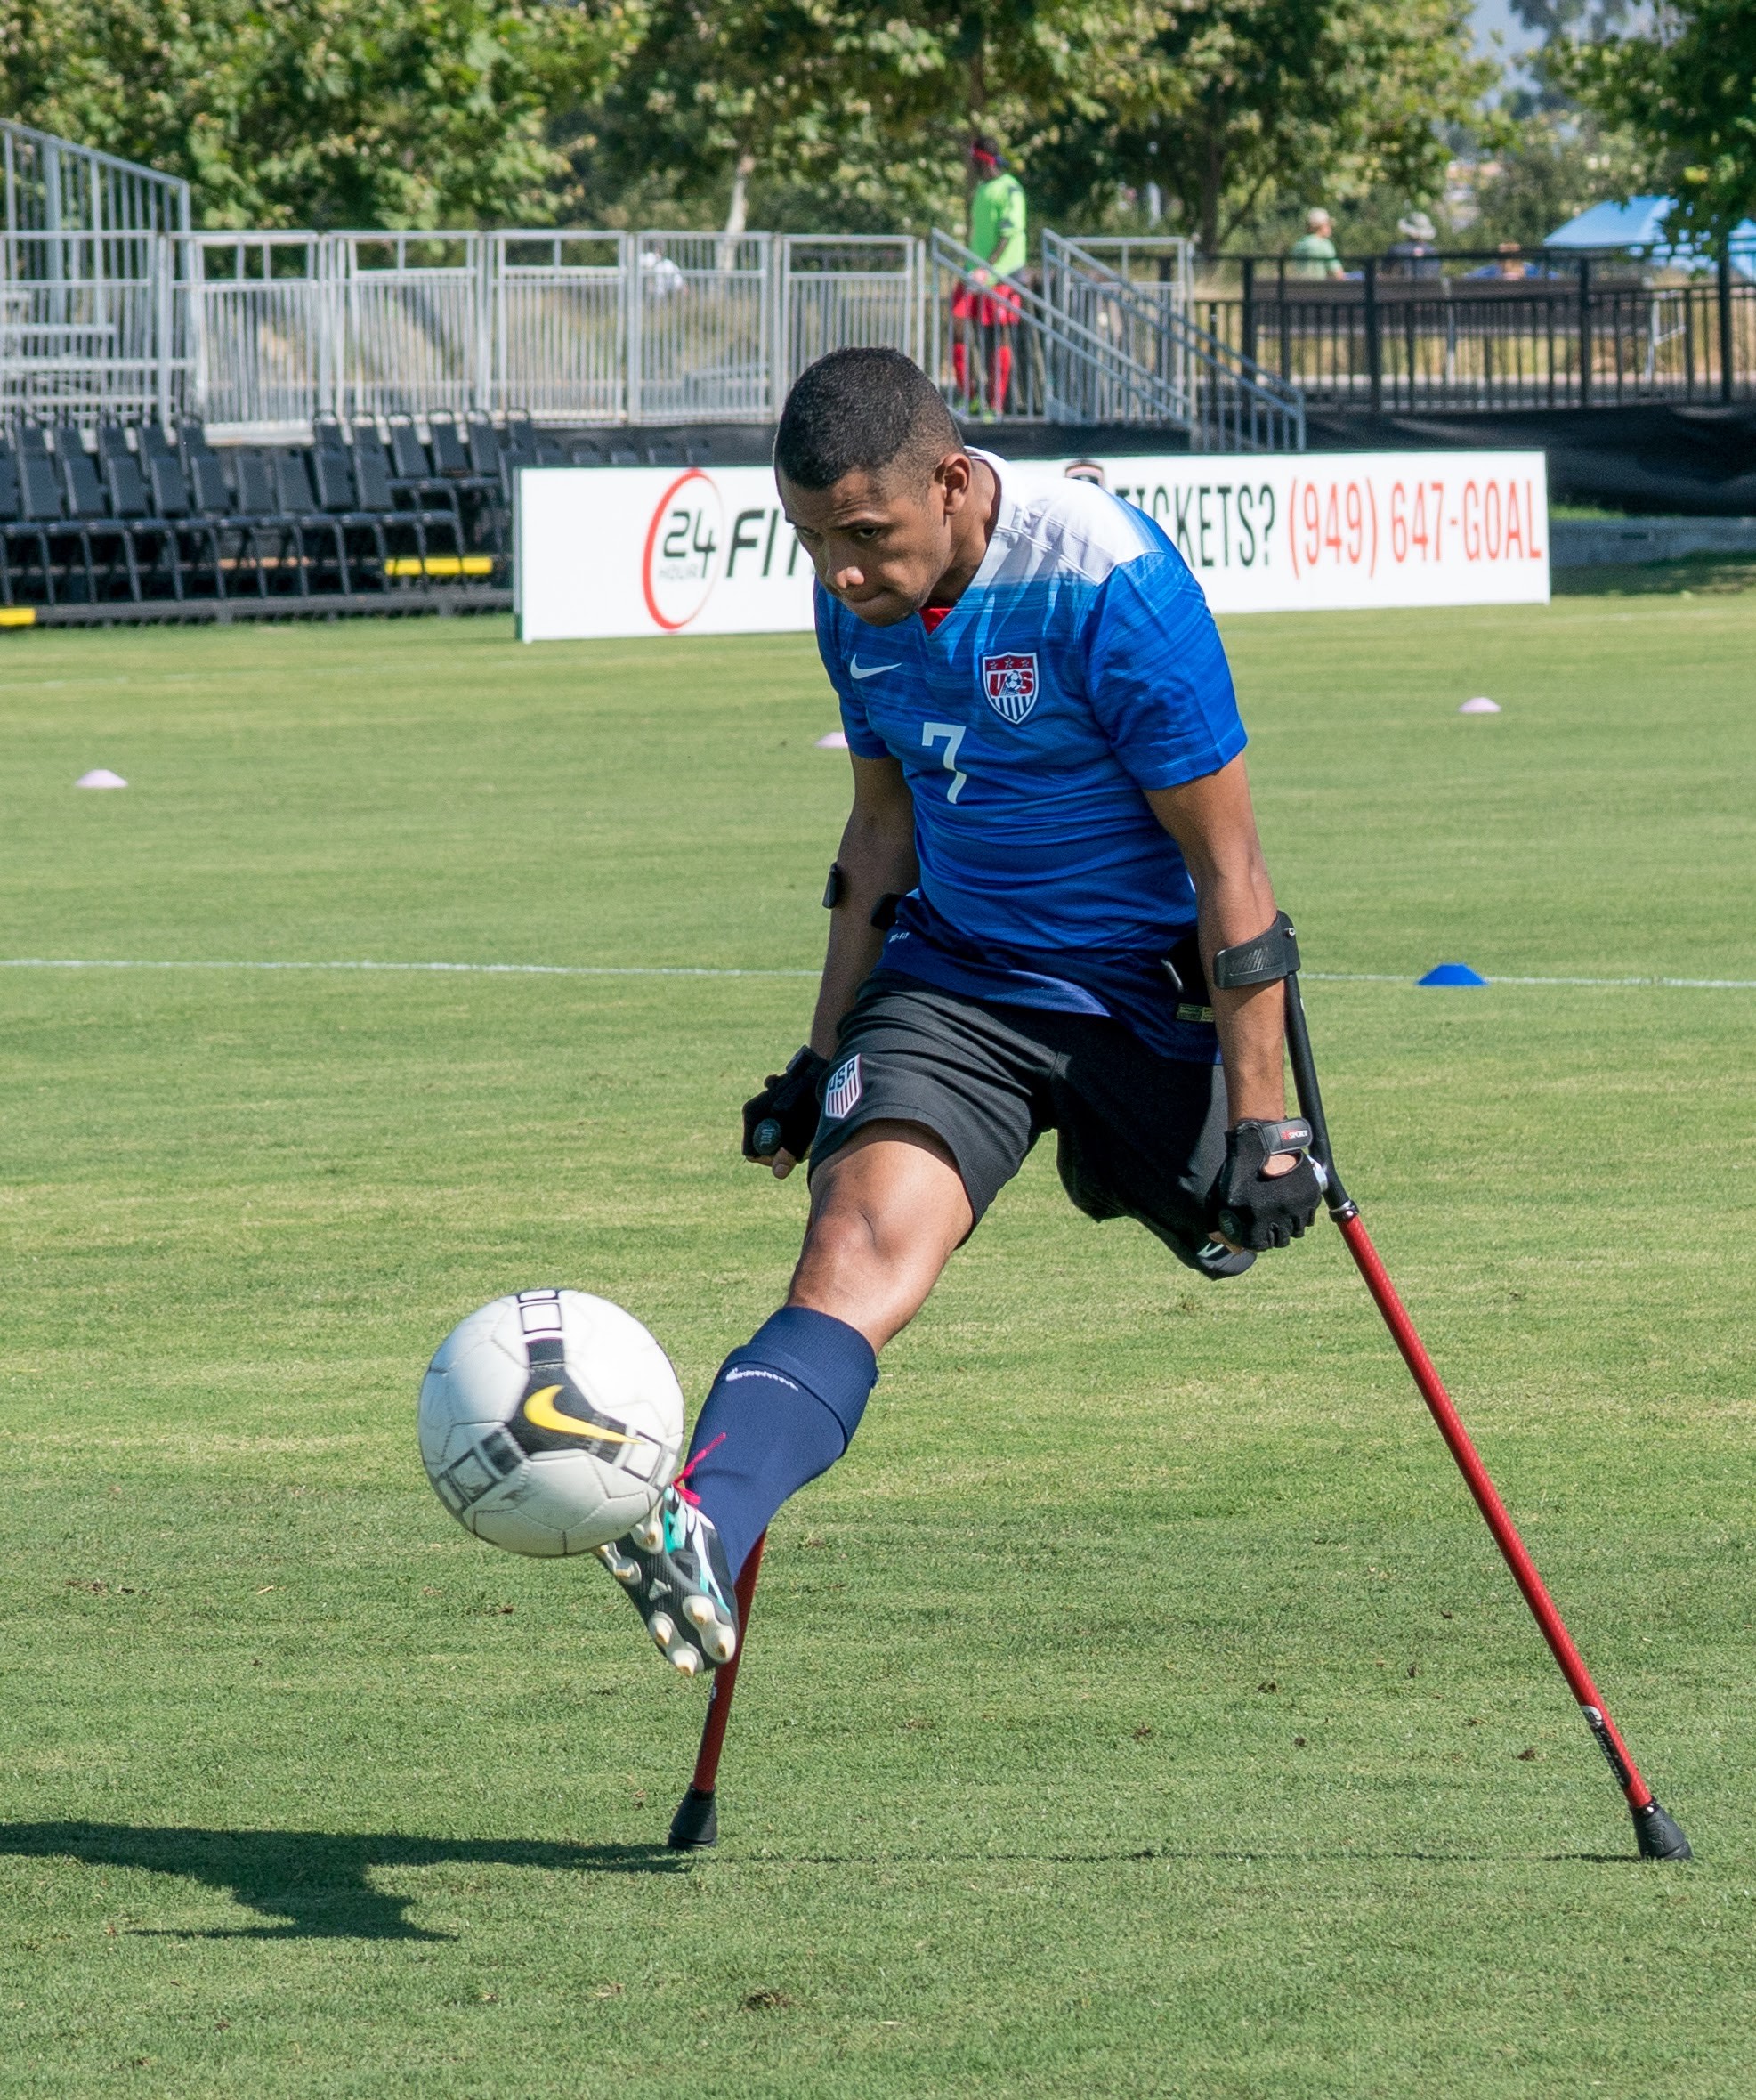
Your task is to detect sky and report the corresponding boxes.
[1469,0,1545,85]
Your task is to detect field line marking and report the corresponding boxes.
[0,958,818,979]
[1,961,1753,990]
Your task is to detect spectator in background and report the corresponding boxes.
[1387,210,1443,280]
[953,136,1027,418]
[1289,207,1345,281]
[1466,242,1540,281]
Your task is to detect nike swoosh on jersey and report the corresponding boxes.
[848,659,900,680]
[522,1383,637,1445]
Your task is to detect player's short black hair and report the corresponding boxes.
[773,347,960,493]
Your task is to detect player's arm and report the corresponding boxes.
[1145,757,1323,1251]
[808,753,917,1059]
[1144,756,1284,1123]
[748,752,917,1181]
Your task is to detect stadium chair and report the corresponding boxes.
[98,434,184,603]
[53,428,140,602]
[182,443,237,520]
[182,447,257,604]
[608,443,641,466]
[425,413,473,479]
[142,449,223,601]
[140,418,180,465]
[311,445,394,591]
[496,417,539,503]
[231,450,308,598]
[567,439,605,466]
[353,432,465,576]
[426,411,506,554]
[0,442,54,606]
[146,449,190,515]
[465,417,503,478]
[274,450,352,595]
[13,442,81,604]
[385,418,460,518]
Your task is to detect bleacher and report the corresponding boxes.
[0,412,723,626]
[0,412,711,626]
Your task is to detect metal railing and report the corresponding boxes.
[1042,232,1303,451]
[927,229,1194,428]
[495,231,630,424]
[3,118,190,239]
[1199,249,1756,410]
[631,231,773,423]
[182,228,921,430]
[0,230,181,425]
[778,235,922,397]
[185,233,328,428]
[335,231,488,423]
[2,123,192,424]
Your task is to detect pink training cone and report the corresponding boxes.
[1458,697,1501,715]
[75,768,128,788]
[815,730,849,750]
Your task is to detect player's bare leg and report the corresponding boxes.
[596,1123,967,1674]
[787,1122,973,1350]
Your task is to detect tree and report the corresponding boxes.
[0,0,637,228]
[1034,0,1494,252]
[1561,0,1756,240]
[572,0,1146,235]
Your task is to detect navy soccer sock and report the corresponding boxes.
[678,1307,878,1580]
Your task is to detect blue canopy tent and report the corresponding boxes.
[1545,197,1756,277]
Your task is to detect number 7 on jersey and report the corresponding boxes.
[922,721,967,804]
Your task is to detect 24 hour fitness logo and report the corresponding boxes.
[642,469,725,630]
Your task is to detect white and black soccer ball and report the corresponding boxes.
[418,1289,684,1557]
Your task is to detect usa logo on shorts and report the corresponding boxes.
[981,652,1039,725]
[822,1054,862,1121]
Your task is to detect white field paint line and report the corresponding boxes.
[0,958,818,979]
[1,959,1754,990]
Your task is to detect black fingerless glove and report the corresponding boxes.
[742,1047,829,1162]
[1211,1117,1324,1250]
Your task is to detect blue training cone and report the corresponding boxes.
[1418,962,1489,986]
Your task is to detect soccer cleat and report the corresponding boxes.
[595,1484,739,1674]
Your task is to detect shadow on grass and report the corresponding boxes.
[0,1821,683,1940]
[1554,554,1756,597]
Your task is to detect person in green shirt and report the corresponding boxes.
[1289,207,1345,281]
[953,136,1027,416]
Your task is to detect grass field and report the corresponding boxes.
[0,583,1752,2097]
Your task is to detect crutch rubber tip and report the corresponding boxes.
[667,1784,719,1851]
[1631,1797,1692,1861]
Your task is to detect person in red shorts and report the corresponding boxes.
[951,136,1026,418]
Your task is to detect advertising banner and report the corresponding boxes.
[514,449,1549,642]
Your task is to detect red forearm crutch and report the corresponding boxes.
[667,1529,766,1850]
[1214,913,1690,1861]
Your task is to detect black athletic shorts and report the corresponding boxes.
[807,972,1236,1273]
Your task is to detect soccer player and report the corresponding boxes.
[595,348,1322,1673]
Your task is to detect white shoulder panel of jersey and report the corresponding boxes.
[980,457,1160,589]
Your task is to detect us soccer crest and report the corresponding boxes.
[981,652,1039,725]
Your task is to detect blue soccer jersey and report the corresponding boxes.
[816,451,1247,1059]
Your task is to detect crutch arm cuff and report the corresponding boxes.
[1211,910,1301,991]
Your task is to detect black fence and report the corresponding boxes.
[1191,248,1756,415]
